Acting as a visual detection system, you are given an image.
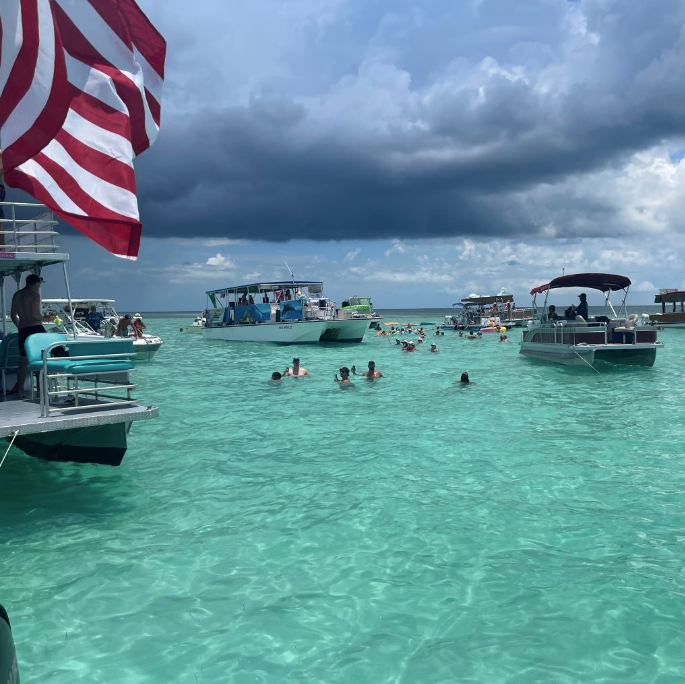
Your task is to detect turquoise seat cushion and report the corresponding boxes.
[26,334,135,373]
[46,360,135,375]
[25,333,68,368]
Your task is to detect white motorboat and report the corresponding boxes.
[340,295,383,329]
[520,273,663,368]
[180,312,205,333]
[203,281,369,344]
[42,299,163,361]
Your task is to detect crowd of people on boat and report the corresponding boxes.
[99,313,147,338]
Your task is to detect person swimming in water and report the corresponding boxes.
[458,371,475,385]
[351,361,383,378]
[284,357,311,377]
[334,367,353,385]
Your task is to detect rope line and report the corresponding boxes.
[0,430,20,471]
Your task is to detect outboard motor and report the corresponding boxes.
[0,603,19,683]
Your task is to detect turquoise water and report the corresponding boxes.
[2,312,685,683]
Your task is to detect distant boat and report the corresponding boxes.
[649,289,685,327]
[180,312,206,333]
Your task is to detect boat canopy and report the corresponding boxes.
[461,293,514,305]
[530,273,631,295]
[42,298,115,306]
[206,281,323,296]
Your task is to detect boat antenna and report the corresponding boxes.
[285,261,295,284]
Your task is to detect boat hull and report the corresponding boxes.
[180,325,203,333]
[648,315,685,328]
[520,343,658,367]
[12,422,131,466]
[133,336,163,361]
[320,319,370,343]
[203,321,326,344]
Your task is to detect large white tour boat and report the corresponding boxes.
[203,281,369,344]
[520,273,662,368]
[0,202,158,466]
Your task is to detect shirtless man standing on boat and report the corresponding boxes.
[11,274,53,399]
[284,357,311,376]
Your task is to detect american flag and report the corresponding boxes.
[0,0,166,259]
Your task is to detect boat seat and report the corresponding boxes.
[0,333,20,399]
[25,334,135,374]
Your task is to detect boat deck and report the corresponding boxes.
[0,397,158,438]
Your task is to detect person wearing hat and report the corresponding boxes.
[10,273,53,398]
[576,293,588,320]
[429,343,439,353]
[283,357,310,377]
[131,313,146,339]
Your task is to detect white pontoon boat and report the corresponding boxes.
[520,273,663,368]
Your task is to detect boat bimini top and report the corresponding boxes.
[206,281,324,298]
[530,273,631,295]
[529,272,632,318]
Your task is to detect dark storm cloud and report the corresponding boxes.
[134,0,685,243]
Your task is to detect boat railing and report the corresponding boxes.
[37,340,138,418]
[531,319,649,346]
[0,202,60,253]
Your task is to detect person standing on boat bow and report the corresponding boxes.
[11,274,54,399]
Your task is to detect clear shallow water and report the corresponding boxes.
[2,312,685,683]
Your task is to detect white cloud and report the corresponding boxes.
[343,248,360,262]
[384,239,407,256]
[206,252,236,268]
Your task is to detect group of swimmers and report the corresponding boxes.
[379,324,426,336]
[269,357,474,386]
[394,338,440,352]
[455,330,510,342]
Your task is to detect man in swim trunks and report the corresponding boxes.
[11,273,53,399]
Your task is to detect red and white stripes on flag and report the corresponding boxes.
[0,0,165,259]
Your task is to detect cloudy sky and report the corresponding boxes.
[14,0,685,309]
